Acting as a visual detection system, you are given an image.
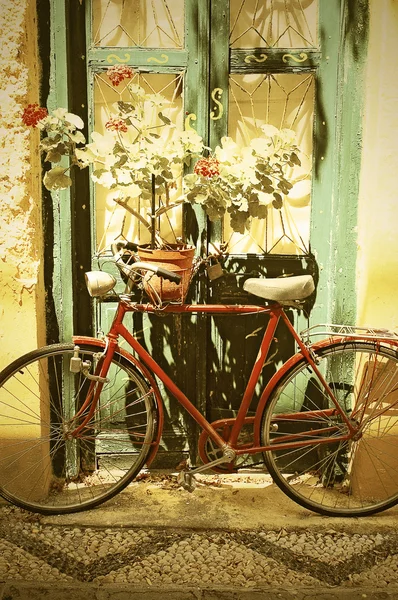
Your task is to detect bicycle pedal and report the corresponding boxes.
[177,470,197,493]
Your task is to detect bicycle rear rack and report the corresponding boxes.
[300,323,398,343]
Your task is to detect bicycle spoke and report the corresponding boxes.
[262,341,398,516]
[0,344,156,514]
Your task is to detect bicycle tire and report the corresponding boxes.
[261,340,398,517]
[0,343,157,514]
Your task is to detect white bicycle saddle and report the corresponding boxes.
[243,275,315,302]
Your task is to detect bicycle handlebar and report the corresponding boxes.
[110,242,182,285]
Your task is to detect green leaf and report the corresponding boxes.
[45,149,62,163]
[290,152,301,166]
[40,134,62,150]
[249,202,267,219]
[113,142,125,154]
[117,101,135,114]
[256,164,272,176]
[228,208,249,234]
[277,180,293,194]
[158,112,171,125]
[114,155,128,168]
[272,193,283,209]
[93,168,107,178]
[43,167,72,191]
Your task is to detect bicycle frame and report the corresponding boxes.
[73,298,358,466]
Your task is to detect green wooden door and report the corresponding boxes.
[45,0,364,467]
[86,0,211,466]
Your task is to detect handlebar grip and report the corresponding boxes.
[156,267,181,284]
[111,241,139,255]
[124,241,139,252]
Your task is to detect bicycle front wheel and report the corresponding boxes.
[0,343,157,514]
[261,341,398,517]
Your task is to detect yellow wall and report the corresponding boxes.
[357,0,398,330]
[0,0,45,371]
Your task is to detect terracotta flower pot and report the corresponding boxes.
[137,243,195,302]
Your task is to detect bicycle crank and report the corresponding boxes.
[177,448,236,492]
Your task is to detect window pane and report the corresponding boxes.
[230,0,318,49]
[93,72,184,251]
[92,0,184,48]
[226,73,314,254]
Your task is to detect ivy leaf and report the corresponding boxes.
[256,165,272,177]
[43,167,72,191]
[160,170,173,180]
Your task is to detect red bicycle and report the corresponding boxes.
[1,243,398,517]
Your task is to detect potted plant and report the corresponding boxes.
[22,65,305,299]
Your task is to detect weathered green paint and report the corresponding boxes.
[310,0,369,328]
[48,0,74,342]
[230,48,321,73]
[184,0,210,256]
[331,0,369,325]
[208,1,230,247]
[89,47,188,68]
[309,0,343,326]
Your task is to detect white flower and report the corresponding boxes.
[279,128,296,146]
[92,170,116,188]
[250,136,273,158]
[214,136,240,163]
[258,191,275,206]
[178,129,205,153]
[89,131,117,156]
[52,108,68,120]
[260,124,280,138]
[115,169,132,185]
[65,112,84,129]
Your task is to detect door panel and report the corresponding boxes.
[92,71,185,250]
[92,0,185,49]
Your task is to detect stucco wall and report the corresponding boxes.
[357,0,398,330]
[0,0,45,370]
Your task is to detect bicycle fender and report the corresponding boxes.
[72,335,164,466]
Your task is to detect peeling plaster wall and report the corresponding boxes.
[0,0,45,370]
[357,0,398,330]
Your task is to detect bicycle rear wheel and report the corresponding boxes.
[0,343,157,514]
[261,341,398,516]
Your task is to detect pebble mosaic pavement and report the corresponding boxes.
[1,506,398,591]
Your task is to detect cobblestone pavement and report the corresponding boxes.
[1,472,398,599]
